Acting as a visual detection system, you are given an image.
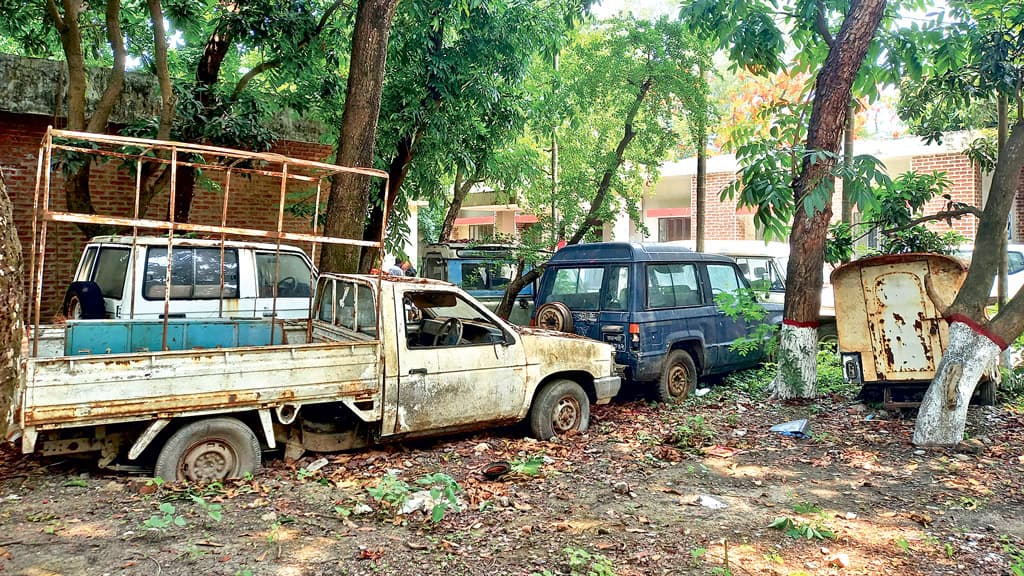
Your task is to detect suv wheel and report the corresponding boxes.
[657,349,697,403]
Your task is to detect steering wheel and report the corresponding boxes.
[276,276,297,297]
[433,318,464,346]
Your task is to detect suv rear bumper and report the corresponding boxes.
[594,375,621,404]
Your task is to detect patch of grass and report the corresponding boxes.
[764,551,784,564]
[791,501,821,515]
[816,345,857,396]
[668,415,715,451]
[511,455,545,476]
[723,363,775,399]
[895,536,911,554]
[531,546,617,576]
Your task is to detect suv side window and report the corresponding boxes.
[646,263,701,308]
[551,267,604,311]
[707,263,743,296]
[144,247,240,300]
[603,265,629,311]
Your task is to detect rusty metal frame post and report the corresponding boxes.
[129,146,155,320]
[162,146,179,351]
[306,178,325,344]
[28,128,51,356]
[269,162,290,344]
[217,169,233,319]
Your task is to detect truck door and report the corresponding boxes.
[391,288,527,435]
[254,251,315,319]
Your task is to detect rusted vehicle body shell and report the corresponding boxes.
[832,253,967,384]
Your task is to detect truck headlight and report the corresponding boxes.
[840,352,862,384]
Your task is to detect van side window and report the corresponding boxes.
[92,247,130,298]
[256,252,312,298]
[707,264,743,296]
[646,264,700,309]
[551,267,604,311]
[144,247,239,300]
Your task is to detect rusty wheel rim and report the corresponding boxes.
[667,364,692,399]
[552,395,582,433]
[538,308,563,331]
[181,439,238,482]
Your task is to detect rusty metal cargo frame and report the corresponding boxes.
[28,127,390,356]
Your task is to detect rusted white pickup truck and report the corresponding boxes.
[12,273,619,481]
[5,129,619,482]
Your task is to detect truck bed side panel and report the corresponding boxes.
[23,342,380,428]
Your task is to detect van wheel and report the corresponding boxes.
[529,379,590,440]
[658,350,696,403]
[62,281,105,320]
[154,417,261,482]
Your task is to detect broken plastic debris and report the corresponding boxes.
[306,457,329,472]
[769,419,810,438]
[695,388,711,397]
[697,495,727,509]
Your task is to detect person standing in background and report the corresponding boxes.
[401,259,417,277]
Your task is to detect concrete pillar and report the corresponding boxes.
[494,210,517,237]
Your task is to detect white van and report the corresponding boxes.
[670,240,837,341]
[64,236,316,319]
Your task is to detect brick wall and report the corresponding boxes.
[692,170,743,240]
[908,152,982,239]
[1,112,334,317]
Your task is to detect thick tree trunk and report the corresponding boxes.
[496,264,543,320]
[321,0,399,273]
[358,129,421,272]
[912,123,1024,445]
[772,0,887,398]
[913,322,999,446]
[0,168,23,439]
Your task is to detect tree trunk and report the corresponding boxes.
[912,322,999,446]
[496,264,544,320]
[913,122,1024,445]
[439,167,476,242]
[0,167,23,440]
[321,0,400,274]
[358,128,422,272]
[695,139,706,251]
[772,0,887,398]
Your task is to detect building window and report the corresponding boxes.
[658,217,691,242]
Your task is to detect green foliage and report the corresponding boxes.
[714,287,778,357]
[669,415,715,451]
[561,546,617,576]
[791,501,821,514]
[366,473,412,510]
[816,345,855,396]
[722,362,775,399]
[415,473,463,523]
[142,502,188,531]
[511,455,545,476]
[768,516,835,540]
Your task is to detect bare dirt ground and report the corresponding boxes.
[1,375,1023,576]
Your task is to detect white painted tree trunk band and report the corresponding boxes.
[772,324,818,399]
[913,321,1000,446]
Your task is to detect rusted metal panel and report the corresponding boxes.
[23,342,381,428]
[833,253,967,383]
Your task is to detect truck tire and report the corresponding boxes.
[657,349,696,403]
[529,379,590,440]
[154,417,261,482]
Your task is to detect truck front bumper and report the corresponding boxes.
[594,375,621,405]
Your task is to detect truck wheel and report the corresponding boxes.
[657,349,696,403]
[154,417,261,482]
[529,379,590,440]
[62,281,105,320]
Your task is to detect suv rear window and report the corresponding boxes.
[92,247,130,298]
[550,267,604,311]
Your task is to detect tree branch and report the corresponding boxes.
[85,0,127,133]
[147,0,175,141]
[230,0,349,100]
[878,206,983,236]
[814,0,835,48]
[45,0,66,31]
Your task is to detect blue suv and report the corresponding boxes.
[533,243,783,402]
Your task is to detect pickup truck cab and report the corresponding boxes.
[65,236,315,320]
[533,243,782,402]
